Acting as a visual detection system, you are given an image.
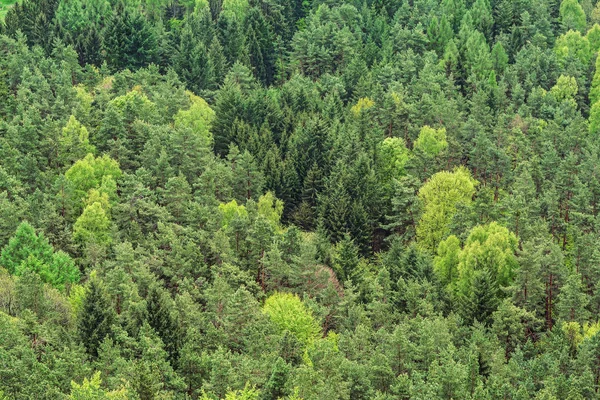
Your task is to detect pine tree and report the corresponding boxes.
[557,273,590,324]
[262,357,290,400]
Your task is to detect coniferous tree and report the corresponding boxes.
[146,285,181,364]
[78,276,115,358]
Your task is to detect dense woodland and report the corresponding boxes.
[4,0,600,398]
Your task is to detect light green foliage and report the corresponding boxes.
[464,30,492,80]
[73,202,112,246]
[263,292,321,347]
[200,384,260,400]
[590,55,600,105]
[435,222,519,297]
[433,234,461,287]
[221,0,249,20]
[59,115,95,167]
[413,126,448,157]
[0,221,53,274]
[195,0,209,11]
[73,86,93,124]
[550,75,578,102]
[225,384,260,400]
[4,1,600,397]
[491,42,509,74]
[219,200,248,228]
[68,284,86,319]
[417,167,478,251]
[108,88,157,123]
[69,371,130,399]
[0,222,79,289]
[457,222,518,290]
[377,137,410,178]
[0,0,17,19]
[257,191,284,228]
[555,30,592,65]
[560,0,587,33]
[65,154,122,202]
[589,100,600,134]
[587,24,600,53]
[174,92,215,146]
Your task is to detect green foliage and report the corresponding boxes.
[73,201,112,246]
[417,167,478,251]
[65,154,122,203]
[560,0,587,33]
[555,30,592,66]
[377,137,410,183]
[219,199,248,228]
[58,115,96,168]
[2,0,600,397]
[0,221,53,274]
[78,274,114,358]
[263,292,321,347]
[590,48,600,105]
[413,126,448,158]
[68,372,130,399]
[550,75,578,102]
[587,24,600,53]
[173,92,215,146]
[0,222,79,289]
[257,191,284,228]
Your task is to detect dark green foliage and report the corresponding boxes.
[0,0,599,398]
[146,285,181,364]
[78,277,114,358]
[102,3,159,72]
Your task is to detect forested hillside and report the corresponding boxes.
[2,0,600,398]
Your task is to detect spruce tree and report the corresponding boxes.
[146,285,180,364]
[78,276,115,358]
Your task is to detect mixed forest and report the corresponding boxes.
[4,0,600,398]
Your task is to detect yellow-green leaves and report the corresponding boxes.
[69,371,130,400]
[378,137,410,178]
[59,115,95,167]
[434,222,518,297]
[65,154,122,202]
[587,24,600,54]
[555,30,591,66]
[550,75,578,103]
[417,167,477,251]
[66,154,121,253]
[219,200,248,228]
[109,87,156,123]
[174,92,215,146]
[257,191,284,229]
[263,292,321,347]
[351,97,375,116]
[433,234,461,287]
[73,201,112,246]
[414,125,448,158]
